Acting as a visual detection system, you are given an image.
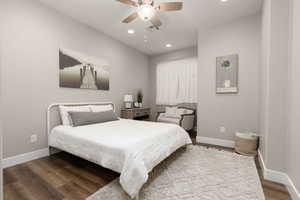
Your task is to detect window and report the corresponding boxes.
[156,57,198,105]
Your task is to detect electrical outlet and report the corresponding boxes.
[219,126,226,133]
[30,134,38,143]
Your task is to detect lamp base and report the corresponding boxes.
[124,102,133,109]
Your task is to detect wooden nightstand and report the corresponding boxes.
[121,108,151,120]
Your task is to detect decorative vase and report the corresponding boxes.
[134,102,139,108]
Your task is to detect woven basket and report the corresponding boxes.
[235,132,258,156]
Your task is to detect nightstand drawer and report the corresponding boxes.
[134,109,150,117]
[121,108,151,120]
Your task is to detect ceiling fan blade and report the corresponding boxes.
[157,2,183,11]
[150,16,162,27]
[116,0,137,7]
[122,12,138,23]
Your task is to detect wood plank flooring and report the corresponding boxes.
[4,143,291,200]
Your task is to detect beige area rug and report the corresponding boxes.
[87,145,265,200]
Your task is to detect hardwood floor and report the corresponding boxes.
[4,143,291,200]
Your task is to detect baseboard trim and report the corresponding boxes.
[196,136,235,148]
[258,151,267,178]
[258,150,289,185]
[195,139,299,200]
[287,176,300,200]
[258,151,300,200]
[2,148,50,168]
[265,168,290,185]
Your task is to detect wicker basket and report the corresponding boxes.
[235,132,258,156]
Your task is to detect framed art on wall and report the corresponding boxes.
[59,48,110,91]
[216,54,239,94]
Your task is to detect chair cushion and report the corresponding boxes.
[165,106,178,118]
[176,108,187,116]
[176,108,194,116]
[157,115,181,125]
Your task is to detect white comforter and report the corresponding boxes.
[49,119,192,198]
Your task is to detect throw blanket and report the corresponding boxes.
[120,126,192,198]
[49,119,192,198]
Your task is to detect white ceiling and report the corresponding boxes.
[38,0,262,55]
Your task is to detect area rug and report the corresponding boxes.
[87,145,265,200]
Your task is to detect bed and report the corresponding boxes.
[47,102,192,198]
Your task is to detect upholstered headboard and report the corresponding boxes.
[47,102,115,136]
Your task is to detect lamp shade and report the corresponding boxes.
[124,94,133,102]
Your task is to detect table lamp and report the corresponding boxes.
[124,94,133,109]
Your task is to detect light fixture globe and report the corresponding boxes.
[138,4,156,21]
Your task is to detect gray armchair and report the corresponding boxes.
[156,107,195,131]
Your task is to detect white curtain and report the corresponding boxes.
[156,57,198,105]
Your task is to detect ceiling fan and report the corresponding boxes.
[116,0,183,29]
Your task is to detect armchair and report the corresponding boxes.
[156,107,195,131]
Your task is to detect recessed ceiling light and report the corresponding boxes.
[128,29,135,34]
[221,0,228,2]
[166,44,172,48]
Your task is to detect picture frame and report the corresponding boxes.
[59,48,110,91]
[216,54,239,94]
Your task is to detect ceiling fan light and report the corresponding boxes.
[138,4,156,21]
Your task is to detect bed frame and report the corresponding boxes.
[46,102,187,200]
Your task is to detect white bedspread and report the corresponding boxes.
[49,119,192,198]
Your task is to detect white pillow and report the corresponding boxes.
[176,108,187,116]
[59,105,91,126]
[165,106,178,118]
[185,109,194,115]
[90,104,113,112]
[176,108,194,116]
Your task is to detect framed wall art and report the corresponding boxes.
[59,48,110,91]
[216,54,238,94]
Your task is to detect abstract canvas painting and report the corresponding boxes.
[59,48,109,90]
[216,54,238,94]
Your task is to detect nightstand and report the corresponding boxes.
[121,108,151,120]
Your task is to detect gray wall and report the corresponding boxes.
[261,0,300,191]
[0,0,150,158]
[197,15,261,141]
[259,0,271,168]
[0,127,2,198]
[260,0,290,172]
[0,127,2,200]
[286,0,300,192]
[0,34,3,199]
[149,47,198,120]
